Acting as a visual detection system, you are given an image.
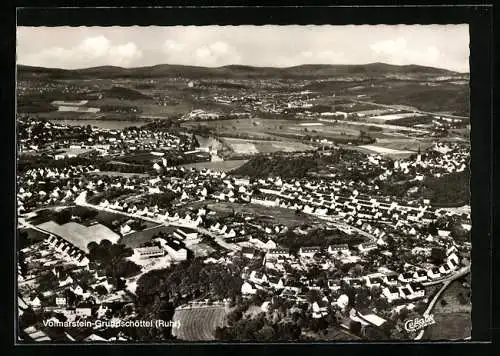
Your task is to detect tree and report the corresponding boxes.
[19,308,38,330]
[364,325,387,340]
[431,247,446,264]
[349,320,362,335]
[373,296,389,311]
[256,325,275,341]
[354,288,371,309]
[227,309,243,326]
[95,285,108,296]
[64,289,77,306]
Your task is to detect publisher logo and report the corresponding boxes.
[404,314,436,333]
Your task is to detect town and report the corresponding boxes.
[17,107,471,342]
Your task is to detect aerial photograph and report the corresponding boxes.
[16,25,471,342]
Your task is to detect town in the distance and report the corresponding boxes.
[17,62,471,342]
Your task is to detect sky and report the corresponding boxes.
[16,25,470,73]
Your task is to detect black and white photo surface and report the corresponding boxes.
[16,24,471,342]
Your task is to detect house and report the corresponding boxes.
[165,240,188,261]
[427,267,441,280]
[327,244,350,255]
[266,248,290,259]
[312,300,329,318]
[350,279,363,289]
[23,326,51,342]
[59,275,74,287]
[408,283,426,299]
[241,281,257,295]
[398,286,413,300]
[358,313,386,331]
[134,246,165,259]
[283,280,302,293]
[56,296,67,307]
[30,296,42,308]
[383,274,399,286]
[74,306,93,317]
[413,270,428,283]
[327,280,341,291]
[96,305,109,319]
[399,284,425,300]
[261,301,271,313]
[447,252,460,268]
[173,227,198,240]
[298,246,321,259]
[382,286,400,302]
[438,230,451,238]
[398,272,414,283]
[210,222,221,231]
[280,289,297,300]
[264,239,277,250]
[242,247,256,259]
[439,263,453,275]
[268,275,285,290]
[365,276,383,288]
[249,270,268,285]
[357,242,377,254]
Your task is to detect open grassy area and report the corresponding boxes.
[89,171,150,178]
[119,225,175,249]
[205,201,317,227]
[432,280,471,314]
[182,118,364,143]
[172,306,227,340]
[422,312,471,340]
[221,137,314,155]
[373,138,434,152]
[180,160,249,172]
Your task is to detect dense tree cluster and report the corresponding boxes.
[87,188,136,205]
[135,258,243,309]
[87,240,140,287]
[215,312,303,341]
[142,191,180,209]
[276,228,365,250]
[18,156,96,173]
[422,169,470,207]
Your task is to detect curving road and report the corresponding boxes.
[75,191,241,251]
[414,265,470,340]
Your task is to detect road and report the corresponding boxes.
[75,191,241,251]
[414,265,471,340]
[254,189,379,243]
[422,265,470,286]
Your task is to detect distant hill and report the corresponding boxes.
[17,63,467,81]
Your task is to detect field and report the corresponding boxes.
[118,152,163,164]
[222,137,314,155]
[422,312,471,340]
[373,138,434,152]
[432,280,471,314]
[89,171,150,178]
[422,279,471,340]
[205,201,317,227]
[180,160,248,172]
[172,306,227,341]
[358,144,415,157]
[119,224,175,248]
[182,118,364,142]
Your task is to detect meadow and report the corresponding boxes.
[172,306,227,341]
